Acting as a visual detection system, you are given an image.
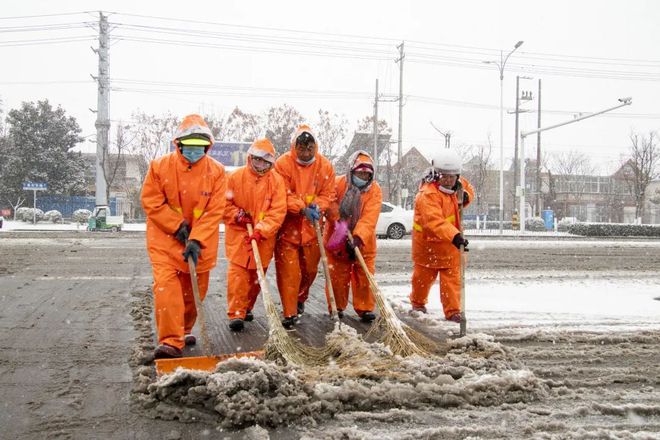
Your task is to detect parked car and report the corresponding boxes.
[376,202,413,239]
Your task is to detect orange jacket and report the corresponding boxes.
[224,139,287,269]
[274,125,336,245]
[411,177,474,269]
[141,115,226,273]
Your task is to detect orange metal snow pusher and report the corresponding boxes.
[154,254,264,376]
[155,350,264,376]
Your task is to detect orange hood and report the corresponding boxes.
[247,138,276,164]
[173,114,215,149]
[289,124,317,161]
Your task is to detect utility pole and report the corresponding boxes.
[510,76,534,217]
[93,12,110,209]
[513,75,520,216]
[536,79,542,216]
[429,121,451,148]
[396,41,404,206]
[373,79,379,175]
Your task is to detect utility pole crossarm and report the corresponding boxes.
[521,99,632,139]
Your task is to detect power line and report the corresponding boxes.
[111,34,392,61]
[0,79,92,85]
[0,36,96,47]
[3,10,659,83]
[111,22,394,50]
[0,12,91,20]
[111,11,401,45]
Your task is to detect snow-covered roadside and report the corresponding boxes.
[0,219,148,231]
[380,273,660,338]
[0,220,226,233]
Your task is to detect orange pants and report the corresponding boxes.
[226,262,265,320]
[152,265,209,350]
[326,253,375,315]
[275,239,321,318]
[409,264,460,319]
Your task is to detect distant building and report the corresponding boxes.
[336,131,392,175]
[371,146,653,224]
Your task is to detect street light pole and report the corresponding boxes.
[518,97,632,232]
[484,40,523,234]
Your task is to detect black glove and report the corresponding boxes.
[345,241,356,260]
[452,233,469,251]
[462,191,470,206]
[183,240,201,266]
[349,236,363,250]
[174,220,190,245]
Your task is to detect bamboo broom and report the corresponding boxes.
[247,223,331,366]
[348,231,437,356]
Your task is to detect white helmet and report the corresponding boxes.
[430,149,462,174]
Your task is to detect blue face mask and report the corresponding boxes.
[181,146,206,164]
[352,175,369,188]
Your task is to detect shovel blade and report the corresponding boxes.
[155,350,265,376]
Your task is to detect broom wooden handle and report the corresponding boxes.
[188,254,211,355]
[457,185,467,337]
[347,231,398,321]
[313,220,338,319]
[347,231,378,295]
[246,224,271,298]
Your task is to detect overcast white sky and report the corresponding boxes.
[1,0,659,174]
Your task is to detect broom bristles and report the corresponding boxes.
[363,279,439,356]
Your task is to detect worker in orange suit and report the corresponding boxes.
[141,114,226,359]
[324,150,382,322]
[223,138,287,332]
[409,148,474,323]
[274,125,336,328]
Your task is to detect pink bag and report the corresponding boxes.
[326,220,349,251]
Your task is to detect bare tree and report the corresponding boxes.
[315,109,348,164]
[202,112,227,141]
[263,104,305,156]
[221,107,262,142]
[101,122,134,204]
[550,150,595,220]
[460,137,494,216]
[126,111,179,187]
[622,130,659,220]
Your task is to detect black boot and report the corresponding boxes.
[282,316,297,329]
[360,311,376,323]
[154,344,183,359]
[245,310,254,322]
[229,319,244,332]
[297,301,305,316]
[337,310,344,319]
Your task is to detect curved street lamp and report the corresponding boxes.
[483,40,524,234]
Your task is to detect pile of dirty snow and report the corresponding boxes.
[132,326,547,429]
